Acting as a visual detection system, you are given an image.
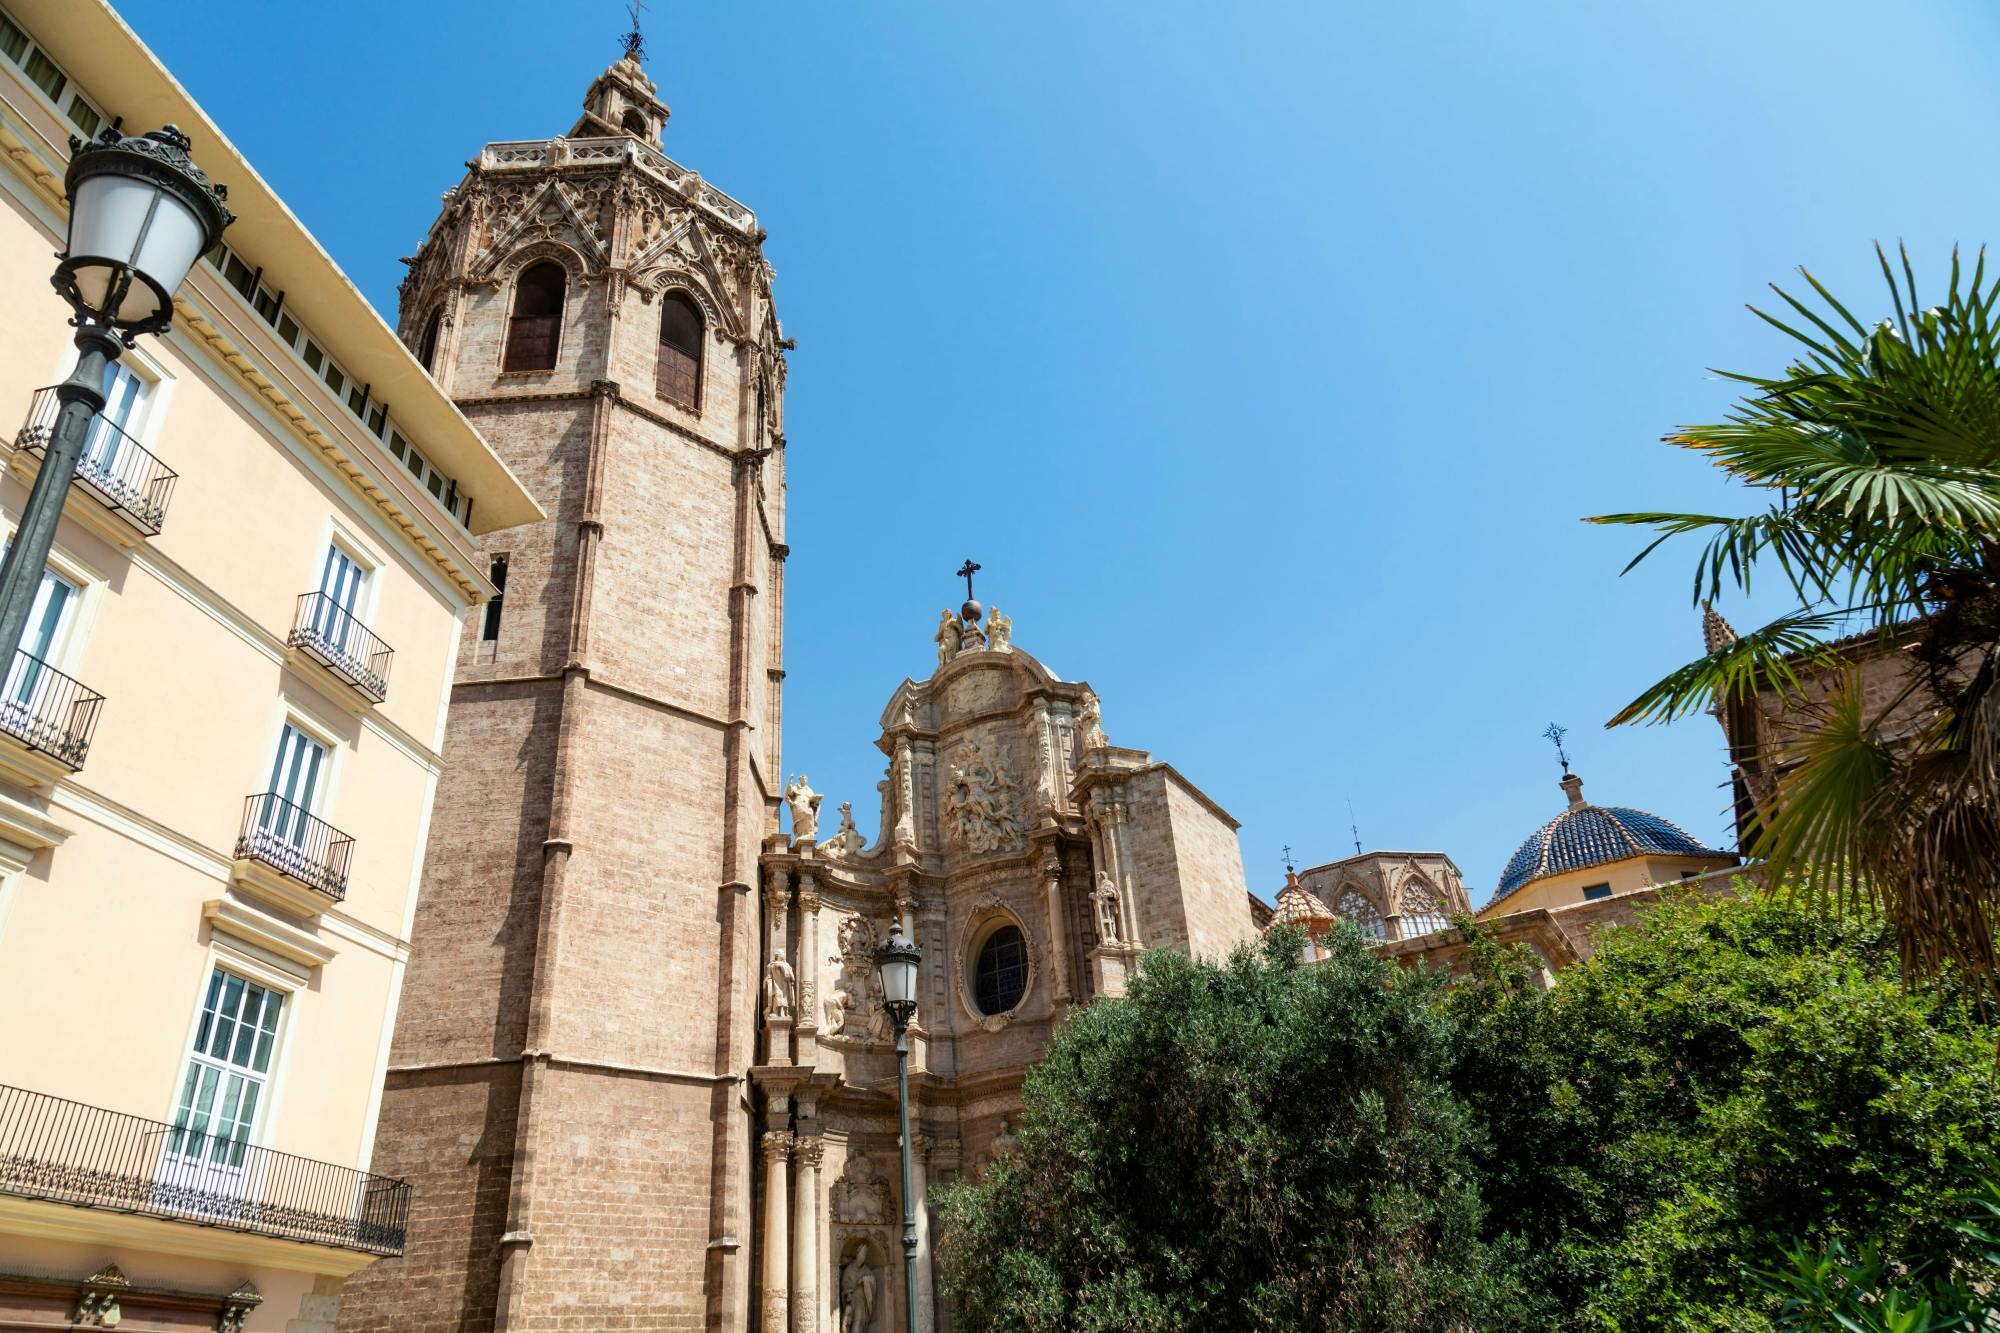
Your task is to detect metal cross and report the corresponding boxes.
[956,559,981,602]
[621,0,646,60]
[1281,845,1295,874]
[1542,721,1572,776]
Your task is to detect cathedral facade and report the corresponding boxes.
[341,51,1261,1333]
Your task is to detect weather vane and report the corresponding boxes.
[956,559,981,603]
[620,0,646,61]
[1282,845,1295,875]
[1542,721,1572,776]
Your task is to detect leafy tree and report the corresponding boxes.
[934,927,1527,1332]
[1756,1165,2000,1331]
[1446,894,2000,1331]
[1593,246,2000,995]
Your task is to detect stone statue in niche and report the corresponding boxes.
[935,610,961,666]
[761,952,795,1020]
[785,775,822,842]
[942,740,1021,855]
[839,1247,879,1333]
[1095,872,1122,944]
[988,606,1013,651]
[1077,694,1110,751]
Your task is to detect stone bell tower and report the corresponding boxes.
[340,45,788,1333]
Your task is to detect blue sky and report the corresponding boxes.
[120,0,2000,901]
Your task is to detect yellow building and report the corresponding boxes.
[1476,771,1736,920]
[0,2,538,1327]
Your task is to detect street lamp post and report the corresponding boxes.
[874,921,923,1333]
[0,124,231,668]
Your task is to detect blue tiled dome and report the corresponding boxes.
[1493,776,1723,902]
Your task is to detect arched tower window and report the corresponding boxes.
[503,261,565,372]
[1399,882,1450,938]
[416,309,442,373]
[657,291,703,407]
[1333,888,1385,942]
[621,109,649,139]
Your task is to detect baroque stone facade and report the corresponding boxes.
[340,48,1259,1333]
[754,610,1259,1332]
[340,52,787,1333]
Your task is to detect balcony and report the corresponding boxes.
[286,592,392,704]
[0,1083,408,1257]
[234,793,353,908]
[14,387,178,538]
[0,649,104,786]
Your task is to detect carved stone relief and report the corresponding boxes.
[942,740,1022,855]
[830,1155,892,1225]
[825,914,890,1042]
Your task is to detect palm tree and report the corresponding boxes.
[1596,245,2000,995]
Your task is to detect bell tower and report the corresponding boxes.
[340,46,788,1333]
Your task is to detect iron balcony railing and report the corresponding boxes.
[235,792,353,903]
[0,649,103,771]
[0,1084,408,1256]
[16,387,178,536]
[287,592,392,703]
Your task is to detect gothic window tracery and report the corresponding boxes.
[657,289,703,407]
[503,261,565,372]
[1399,881,1449,938]
[1333,887,1385,941]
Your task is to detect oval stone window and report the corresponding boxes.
[972,923,1028,1016]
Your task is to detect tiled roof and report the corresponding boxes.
[1268,878,1337,931]
[1494,791,1722,901]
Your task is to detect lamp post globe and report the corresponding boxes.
[873,922,923,1333]
[55,124,234,338]
[0,125,231,683]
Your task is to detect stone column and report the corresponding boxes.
[761,1130,793,1332]
[892,739,916,846]
[796,878,820,1067]
[765,872,793,1065]
[792,1137,822,1333]
[1037,847,1070,1006]
[912,1133,935,1333]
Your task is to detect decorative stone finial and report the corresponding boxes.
[1702,600,1738,654]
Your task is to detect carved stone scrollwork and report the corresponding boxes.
[830,1156,891,1224]
[72,1265,127,1327]
[219,1282,263,1333]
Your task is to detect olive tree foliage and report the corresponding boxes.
[937,897,2000,1332]
[934,927,1525,1333]
[1444,894,2000,1331]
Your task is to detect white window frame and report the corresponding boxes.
[0,524,101,680]
[260,703,342,821]
[159,951,300,1205]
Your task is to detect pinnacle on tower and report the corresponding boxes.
[1701,600,1738,654]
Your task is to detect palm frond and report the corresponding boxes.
[1606,609,1850,727]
